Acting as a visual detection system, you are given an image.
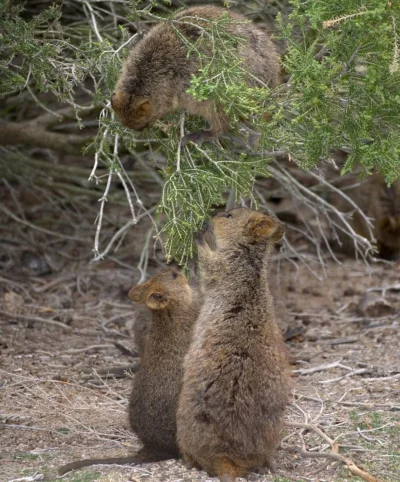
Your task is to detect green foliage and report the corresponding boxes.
[267,0,400,184]
[182,13,265,122]
[155,119,270,263]
[0,1,127,105]
[148,12,276,262]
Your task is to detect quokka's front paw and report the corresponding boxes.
[181,130,217,146]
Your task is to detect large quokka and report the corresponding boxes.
[177,208,292,482]
[58,267,200,475]
[111,6,280,144]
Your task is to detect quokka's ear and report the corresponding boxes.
[128,284,147,304]
[246,216,284,243]
[146,292,169,310]
[135,99,152,118]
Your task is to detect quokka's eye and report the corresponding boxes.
[172,272,178,279]
[226,213,233,219]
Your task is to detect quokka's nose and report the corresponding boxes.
[200,220,209,230]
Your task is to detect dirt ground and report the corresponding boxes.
[1,184,400,482]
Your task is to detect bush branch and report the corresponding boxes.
[0,108,93,154]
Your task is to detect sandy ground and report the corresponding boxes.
[1,234,399,482]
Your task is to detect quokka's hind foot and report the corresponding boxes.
[214,456,245,482]
[253,454,276,475]
[182,453,202,471]
[219,475,236,482]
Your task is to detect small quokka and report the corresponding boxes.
[177,208,292,482]
[58,267,200,475]
[111,6,280,144]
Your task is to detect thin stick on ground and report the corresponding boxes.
[284,421,387,482]
[0,310,72,331]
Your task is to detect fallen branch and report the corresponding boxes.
[0,204,86,243]
[293,360,343,375]
[284,444,386,482]
[113,341,139,358]
[284,421,387,482]
[63,344,114,354]
[0,108,92,154]
[334,400,400,411]
[0,310,72,331]
[81,363,140,378]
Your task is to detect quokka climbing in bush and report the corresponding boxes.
[111,6,280,144]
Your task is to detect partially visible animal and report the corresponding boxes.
[111,6,280,144]
[327,172,400,260]
[58,267,200,475]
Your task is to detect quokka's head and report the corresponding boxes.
[111,89,155,131]
[111,29,190,131]
[128,267,192,311]
[196,207,284,262]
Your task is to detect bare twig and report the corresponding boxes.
[334,400,400,411]
[0,310,72,331]
[93,170,113,258]
[293,360,343,375]
[63,344,114,354]
[0,112,91,154]
[284,445,386,482]
[0,204,86,243]
[284,421,387,482]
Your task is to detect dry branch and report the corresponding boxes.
[0,112,92,154]
[81,363,140,378]
[63,344,114,354]
[335,400,400,411]
[0,204,86,242]
[284,421,387,482]
[0,309,72,331]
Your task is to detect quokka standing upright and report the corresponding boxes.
[128,267,200,458]
[59,267,200,475]
[177,208,291,482]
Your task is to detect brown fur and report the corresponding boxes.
[128,267,201,457]
[58,267,200,475]
[177,208,292,481]
[327,173,400,260]
[111,6,280,142]
[132,310,150,356]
